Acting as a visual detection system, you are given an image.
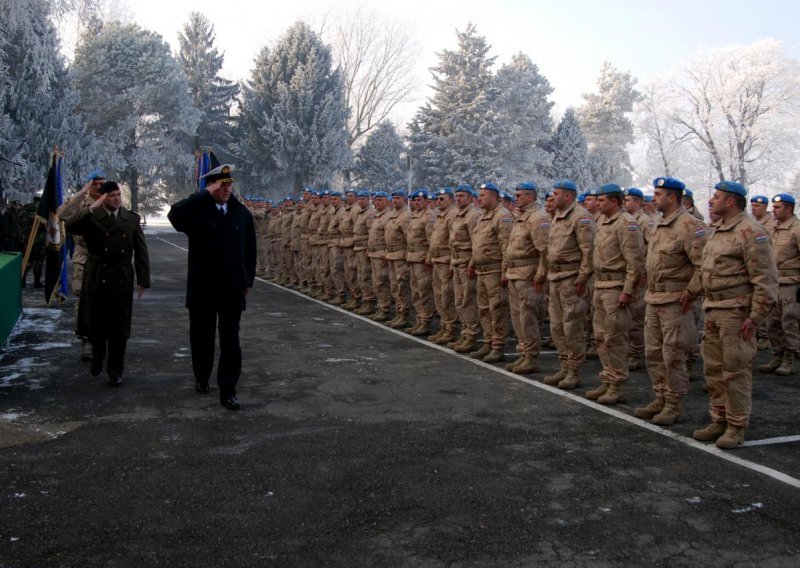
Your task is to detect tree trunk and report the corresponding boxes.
[130,167,139,213]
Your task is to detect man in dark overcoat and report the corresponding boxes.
[63,181,150,386]
[167,164,257,410]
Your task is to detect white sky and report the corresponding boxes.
[75,0,800,125]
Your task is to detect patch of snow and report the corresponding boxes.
[732,503,764,514]
[686,496,702,504]
[32,342,71,351]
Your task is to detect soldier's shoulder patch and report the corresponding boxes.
[501,216,513,223]
[579,217,592,224]
[540,221,550,228]
[693,227,705,238]
[627,222,639,232]
[754,233,768,243]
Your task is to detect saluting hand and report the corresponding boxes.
[89,193,107,210]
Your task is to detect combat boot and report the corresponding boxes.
[775,352,795,376]
[329,294,345,305]
[482,349,505,364]
[318,293,333,302]
[80,339,93,362]
[454,337,478,353]
[652,400,683,425]
[757,337,770,351]
[342,298,360,310]
[369,309,391,322]
[355,301,376,315]
[628,357,642,371]
[692,421,727,442]
[557,370,581,390]
[512,356,539,375]
[633,395,665,419]
[411,324,431,337]
[389,313,410,329]
[543,367,568,386]
[427,329,445,343]
[597,383,624,405]
[758,352,784,373]
[585,382,609,401]
[447,336,465,349]
[469,344,492,359]
[436,329,458,345]
[715,424,746,449]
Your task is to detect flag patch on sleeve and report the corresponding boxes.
[754,233,768,243]
[579,218,592,224]
[540,221,550,228]
[627,223,639,232]
[694,227,705,238]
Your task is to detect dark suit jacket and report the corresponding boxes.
[168,191,257,310]
[65,207,150,339]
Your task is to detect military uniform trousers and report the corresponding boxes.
[270,239,283,279]
[259,236,271,277]
[318,245,333,291]
[409,262,435,324]
[452,263,480,338]
[299,239,312,285]
[628,285,646,360]
[342,247,359,299]
[388,258,412,313]
[477,270,509,350]
[766,284,800,354]
[593,287,632,385]
[644,301,694,402]
[701,306,756,428]
[328,245,346,295]
[189,299,243,400]
[71,259,86,337]
[355,250,374,301]
[370,256,392,310]
[432,262,457,331]
[585,275,595,349]
[508,279,543,358]
[549,276,588,370]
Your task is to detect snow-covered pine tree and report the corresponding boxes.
[352,121,406,189]
[408,23,499,188]
[492,52,554,186]
[71,22,200,212]
[237,21,350,194]
[550,108,592,189]
[177,12,238,154]
[578,61,639,186]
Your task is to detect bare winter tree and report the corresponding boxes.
[324,5,420,175]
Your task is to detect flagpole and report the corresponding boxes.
[20,216,42,279]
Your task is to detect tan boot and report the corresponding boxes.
[543,367,568,386]
[633,395,665,419]
[597,384,624,405]
[628,357,642,371]
[389,314,410,329]
[319,293,333,302]
[585,383,609,401]
[355,301,376,315]
[513,356,539,374]
[652,400,683,425]
[775,352,795,376]
[557,370,582,390]
[448,336,466,349]
[454,338,478,353]
[505,358,521,371]
[369,309,391,322]
[341,298,360,310]
[715,424,746,449]
[482,349,505,363]
[759,352,784,373]
[404,322,420,334]
[411,325,431,337]
[469,344,492,359]
[692,421,727,442]
[329,294,345,305]
[427,329,444,342]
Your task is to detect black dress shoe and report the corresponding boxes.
[221,395,240,410]
[195,381,210,394]
[108,376,123,387]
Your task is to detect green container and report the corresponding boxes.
[0,252,22,346]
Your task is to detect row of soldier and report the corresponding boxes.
[245,176,791,450]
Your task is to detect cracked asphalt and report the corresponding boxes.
[1,230,799,567]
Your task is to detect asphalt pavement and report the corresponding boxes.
[1,229,799,567]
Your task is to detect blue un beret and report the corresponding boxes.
[86,169,106,182]
[373,191,389,198]
[643,195,653,203]
[625,187,644,198]
[750,195,768,204]
[283,195,295,202]
[598,183,623,196]
[436,187,454,197]
[577,194,586,203]
[554,179,578,192]
[544,190,553,199]
[683,189,694,198]
[479,182,500,193]
[773,193,795,205]
[302,186,314,193]
[345,188,358,195]
[455,184,474,194]
[356,190,371,198]
[585,188,598,197]
[653,177,685,191]
[391,189,407,198]
[715,180,747,197]
[516,181,538,191]
[329,191,343,198]
[410,189,428,199]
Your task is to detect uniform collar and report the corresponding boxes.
[715,211,748,232]
[554,200,577,220]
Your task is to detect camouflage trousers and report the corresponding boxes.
[585,275,595,349]
[452,263,479,339]
[549,276,588,370]
[477,271,508,351]
[593,287,632,385]
[318,245,333,291]
[270,239,283,279]
[370,256,392,311]
[644,301,694,402]
[388,259,411,314]
[628,285,646,360]
[328,246,345,295]
[508,278,543,358]
[355,249,374,302]
[257,236,270,276]
[409,262,435,325]
[342,247,359,299]
[432,262,457,331]
[701,306,756,428]
[766,284,800,354]
[299,239,312,285]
